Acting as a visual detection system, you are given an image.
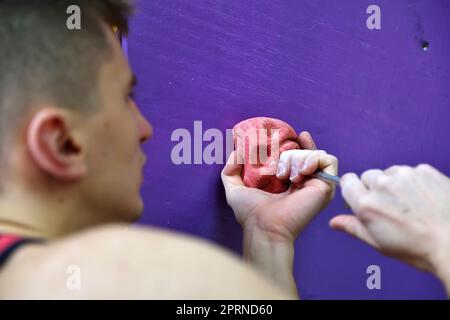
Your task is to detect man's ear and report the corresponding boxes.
[27,108,87,180]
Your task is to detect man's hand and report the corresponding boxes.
[222,131,338,242]
[221,131,338,297]
[330,164,450,292]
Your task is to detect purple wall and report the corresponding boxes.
[128,0,450,299]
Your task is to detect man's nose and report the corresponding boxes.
[132,103,153,143]
[139,114,153,143]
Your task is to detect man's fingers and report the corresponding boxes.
[276,149,311,180]
[361,169,383,189]
[288,150,323,183]
[298,131,317,150]
[276,150,294,180]
[276,149,338,184]
[221,151,245,189]
[340,173,369,213]
[329,215,379,249]
[384,165,406,176]
[300,152,338,176]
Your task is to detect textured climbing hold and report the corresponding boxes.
[233,117,300,193]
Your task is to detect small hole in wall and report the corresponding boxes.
[421,40,429,52]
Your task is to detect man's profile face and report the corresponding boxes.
[79,27,152,222]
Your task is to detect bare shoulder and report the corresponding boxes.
[0,224,289,299]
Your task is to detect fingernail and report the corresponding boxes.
[290,166,298,180]
[277,163,286,176]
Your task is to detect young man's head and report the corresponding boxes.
[0,0,152,236]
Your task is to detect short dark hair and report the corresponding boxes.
[0,0,133,153]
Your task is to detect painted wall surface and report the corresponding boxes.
[128,0,450,299]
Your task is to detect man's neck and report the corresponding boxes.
[0,217,43,238]
[0,189,96,239]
